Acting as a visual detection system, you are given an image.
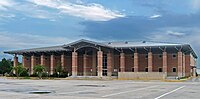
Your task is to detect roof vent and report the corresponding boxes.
[125,41,128,44]
[142,41,146,43]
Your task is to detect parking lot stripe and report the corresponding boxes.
[154,86,185,99]
[102,85,159,98]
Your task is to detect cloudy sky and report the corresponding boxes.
[0,0,200,66]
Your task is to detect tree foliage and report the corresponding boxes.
[12,65,28,78]
[0,58,12,75]
[53,62,68,78]
[33,65,46,79]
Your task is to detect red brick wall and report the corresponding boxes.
[87,55,93,72]
[138,54,148,72]
[23,56,31,72]
[66,56,72,74]
[53,56,61,72]
[35,57,41,65]
[167,54,178,76]
[22,51,193,77]
[78,56,83,75]
[153,54,162,72]
[125,54,134,72]
[114,55,120,71]
[185,55,191,77]
[45,56,50,72]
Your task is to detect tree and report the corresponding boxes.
[12,65,27,78]
[0,58,12,75]
[54,62,68,78]
[33,65,45,79]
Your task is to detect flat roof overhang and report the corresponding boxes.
[3,39,197,59]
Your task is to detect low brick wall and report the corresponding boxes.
[118,72,167,80]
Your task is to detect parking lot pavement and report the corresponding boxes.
[0,78,200,99]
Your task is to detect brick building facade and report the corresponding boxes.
[5,39,197,78]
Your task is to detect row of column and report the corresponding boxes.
[72,50,104,77]
[14,51,188,77]
[119,51,183,76]
[21,54,66,75]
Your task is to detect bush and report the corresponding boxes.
[50,71,69,78]
[12,65,28,78]
[33,65,46,79]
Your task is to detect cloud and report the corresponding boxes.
[150,14,162,18]
[81,11,200,40]
[0,32,72,49]
[0,13,15,21]
[0,0,17,21]
[166,31,185,37]
[0,31,97,61]
[191,0,200,10]
[0,0,58,21]
[16,4,59,20]
[28,0,125,21]
[0,0,16,11]
[0,0,125,21]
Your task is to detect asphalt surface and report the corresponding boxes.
[0,78,200,99]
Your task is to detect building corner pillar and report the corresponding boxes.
[31,55,36,75]
[193,67,197,77]
[13,55,18,74]
[178,51,183,77]
[134,53,138,72]
[163,52,167,75]
[83,54,87,76]
[183,53,186,77]
[50,54,55,75]
[120,53,125,72]
[72,51,78,77]
[14,55,18,67]
[148,52,153,72]
[97,50,103,77]
[41,54,45,66]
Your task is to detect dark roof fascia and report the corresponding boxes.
[112,44,186,49]
[187,44,198,59]
[113,44,197,58]
[4,45,70,55]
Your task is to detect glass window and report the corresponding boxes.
[103,54,107,69]
[132,68,134,72]
[159,68,162,72]
[145,55,148,59]
[145,67,148,72]
[158,54,162,59]
[102,70,107,76]
[172,67,177,72]
[172,54,177,59]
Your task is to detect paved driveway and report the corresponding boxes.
[0,78,200,99]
